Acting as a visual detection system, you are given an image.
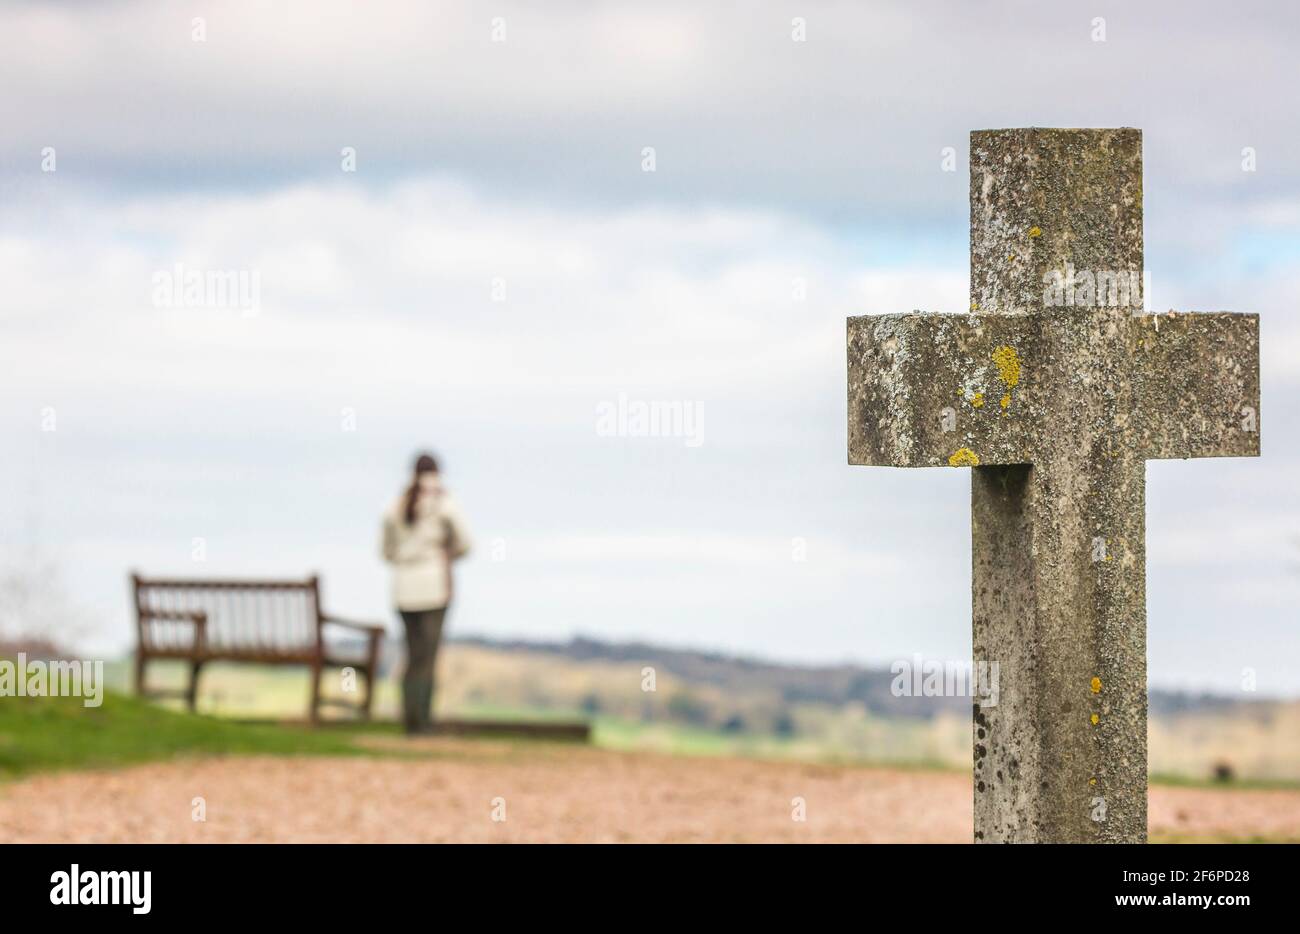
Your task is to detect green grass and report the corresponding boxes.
[449,700,595,723]
[592,716,962,772]
[0,686,596,781]
[1149,771,1300,791]
[1152,832,1300,844]
[0,689,389,780]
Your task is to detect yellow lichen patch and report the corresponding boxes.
[948,447,980,467]
[970,392,985,408]
[1090,677,1102,694]
[992,345,1021,389]
[970,300,979,312]
[1089,778,1097,786]
[999,393,1011,410]
[1028,226,1042,238]
[1090,713,1100,726]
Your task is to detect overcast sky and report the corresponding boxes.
[1,0,1298,694]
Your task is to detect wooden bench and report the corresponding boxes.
[131,573,385,722]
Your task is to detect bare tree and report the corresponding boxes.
[0,532,86,652]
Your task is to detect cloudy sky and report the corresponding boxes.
[1,0,1297,694]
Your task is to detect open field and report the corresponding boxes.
[112,642,1300,783]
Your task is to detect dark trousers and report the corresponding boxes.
[399,607,448,733]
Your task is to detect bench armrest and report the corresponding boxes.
[320,615,385,635]
[140,609,207,627]
[138,609,207,651]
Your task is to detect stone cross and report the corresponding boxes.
[847,128,1260,843]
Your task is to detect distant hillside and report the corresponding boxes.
[450,634,1267,720]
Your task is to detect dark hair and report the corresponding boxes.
[403,453,439,526]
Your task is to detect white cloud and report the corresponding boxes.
[5,0,1300,231]
[0,178,967,419]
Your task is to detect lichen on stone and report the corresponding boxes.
[949,447,980,467]
[992,345,1021,389]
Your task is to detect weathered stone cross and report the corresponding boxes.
[847,128,1260,842]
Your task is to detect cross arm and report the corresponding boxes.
[1131,311,1260,460]
[847,312,1041,468]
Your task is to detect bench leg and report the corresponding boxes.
[360,630,382,721]
[187,660,203,712]
[309,659,323,724]
[135,651,148,698]
[359,667,375,720]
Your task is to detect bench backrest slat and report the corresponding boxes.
[133,576,321,655]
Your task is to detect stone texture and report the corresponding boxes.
[846,128,1262,843]
[970,127,1143,316]
[847,309,1259,468]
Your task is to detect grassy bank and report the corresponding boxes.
[0,689,382,780]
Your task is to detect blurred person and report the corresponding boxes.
[381,452,472,734]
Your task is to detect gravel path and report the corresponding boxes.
[2,741,1296,843]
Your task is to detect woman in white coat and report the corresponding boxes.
[381,452,472,734]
